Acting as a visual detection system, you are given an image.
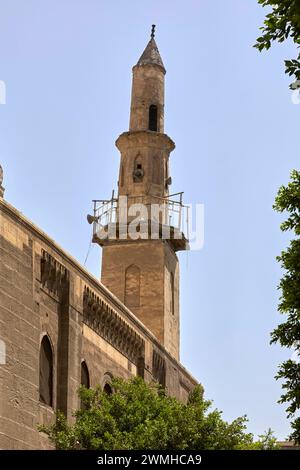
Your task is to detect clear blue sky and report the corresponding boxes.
[0,0,299,440]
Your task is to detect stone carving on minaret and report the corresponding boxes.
[0,164,4,198]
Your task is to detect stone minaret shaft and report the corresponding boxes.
[100,29,185,360]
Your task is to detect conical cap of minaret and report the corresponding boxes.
[136,37,166,72]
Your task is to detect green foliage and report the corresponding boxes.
[40,377,276,450]
[255,1,300,88]
[272,170,300,443]
[247,429,278,450]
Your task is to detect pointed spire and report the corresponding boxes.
[136,25,166,72]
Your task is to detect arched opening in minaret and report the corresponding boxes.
[133,154,144,182]
[148,104,158,131]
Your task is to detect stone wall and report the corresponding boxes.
[0,198,198,449]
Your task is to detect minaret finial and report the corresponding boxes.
[136,24,165,71]
[151,24,156,39]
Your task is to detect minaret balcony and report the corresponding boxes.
[88,193,189,252]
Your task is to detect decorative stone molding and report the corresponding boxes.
[116,131,175,154]
[83,286,145,366]
[152,349,166,387]
[41,250,70,300]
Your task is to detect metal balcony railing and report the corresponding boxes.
[89,191,189,242]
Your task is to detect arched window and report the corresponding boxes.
[80,361,90,410]
[81,361,90,389]
[148,105,158,131]
[103,383,113,395]
[39,335,53,406]
[125,265,141,307]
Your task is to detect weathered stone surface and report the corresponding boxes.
[0,199,198,450]
[101,35,184,361]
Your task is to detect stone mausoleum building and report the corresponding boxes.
[0,28,198,449]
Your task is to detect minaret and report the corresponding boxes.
[91,27,188,360]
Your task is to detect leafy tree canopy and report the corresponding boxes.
[255,0,300,88]
[40,377,277,450]
[272,170,300,443]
